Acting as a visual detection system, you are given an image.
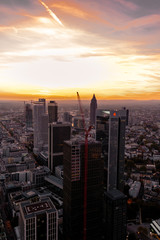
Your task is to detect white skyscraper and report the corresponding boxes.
[33,100,45,154]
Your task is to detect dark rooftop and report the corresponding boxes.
[26,201,51,214]
[105,189,126,200]
[20,198,57,218]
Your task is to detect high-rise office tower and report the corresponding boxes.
[126,109,129,125]
[48,122,71,173]
[63,112,72,123]
[39,98,46,113]
[25,103,33,129]
[96,113,109,189]
[48,101,58,123]
[122,107,129,125]
[40,113,49,146]
[19,198,58,240]
[105,189,127,240]
[63,137,103,240]
[90,94,97,126]
[33,100,45,154]
[96,109,127,191]
[108,110,126,191]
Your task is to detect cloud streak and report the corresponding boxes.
[39,0,64,26]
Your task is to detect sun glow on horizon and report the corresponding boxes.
[0,0,160,100]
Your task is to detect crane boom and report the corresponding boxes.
[76,92,92,240]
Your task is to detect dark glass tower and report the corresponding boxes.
[90,94,97,126]
[96,113,109,190]
[96,109,127,191]
[63,137,103,240]
[105,189,127,240]
[48,101,58,123]
[48,122,71,173]
[33,100,45,154]
[25,103,33,129]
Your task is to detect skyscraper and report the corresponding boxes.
[48,122,71,173]
[63,112,72,123]
[122,107,129,125]
[96,109,127,191]
[108,110,126,191]
[39,98,46,113]
[105,189,127,240]
[40,113,49,146]
[63,137,103,240]
[33,100,45,154]
[19,198,58,240]
[90,94,97,126]
[48,101,58,123]
[96,113,109,189]
[25,103,33,129]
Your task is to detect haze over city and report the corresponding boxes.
[1,1,160,239]
[0,0,160,100]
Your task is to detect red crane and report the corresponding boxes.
[77,92,92,240]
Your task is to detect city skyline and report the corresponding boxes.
[0,0,160,100]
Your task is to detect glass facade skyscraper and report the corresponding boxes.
[48,101,58,123]
[48,122,71,173]
[105,189,127,240]
[25,103,33,129]
[96,109,127,191]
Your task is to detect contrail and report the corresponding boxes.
[39,0,64,26]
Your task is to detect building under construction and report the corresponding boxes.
[63,136,103,240]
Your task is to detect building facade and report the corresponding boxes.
[63,112,72,123]
[105,189,127,240]
[40,113,49,146]
[33,100,45,154]
[39,98,46,113]
[96,109,127,191]
[19,198,58,240]
[25,103,33,129]
[48,123,71,173]
[48,101,58,123]
[90,94,97,126]
[63,137,103,240]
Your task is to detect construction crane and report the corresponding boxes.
[77,92,92,240]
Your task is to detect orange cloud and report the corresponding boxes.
[51,1,90,20]
[46,0,116,29]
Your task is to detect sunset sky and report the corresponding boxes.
[0,0,160,100]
